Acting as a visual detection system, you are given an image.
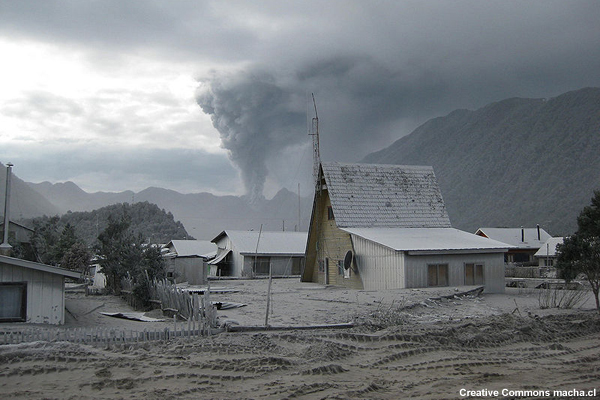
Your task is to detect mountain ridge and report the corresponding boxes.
[363,87,600,235]
[26,181,312,240]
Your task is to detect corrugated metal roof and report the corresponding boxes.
[216,230,308,255]
[476,227,551,249]
[534,237,564,257]
[342,227,512,252]
[208,249,231,265]
[322,162,451,228]
[167,240,217,257]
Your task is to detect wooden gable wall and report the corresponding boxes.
[304,187,363,289]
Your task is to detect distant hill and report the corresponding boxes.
[363,87,600,235]
[27,182,313,240]
[22,202,191,245]
[28,180,134,212]
[0,162,60,220]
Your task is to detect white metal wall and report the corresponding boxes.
[351,235,405,290]
[0,263,66,325]
[350,235,506,293]
[242,256,303,276]
[404,252,505,293]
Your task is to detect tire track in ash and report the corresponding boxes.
[1,312,599,399]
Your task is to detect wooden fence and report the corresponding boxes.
[120,277,217,324]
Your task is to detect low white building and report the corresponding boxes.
[476,226,551,265]
[209,230,307,278]
[162,240,216,284]
[0,255,81,325]
[343,227,510,292]
[534,237,564,267]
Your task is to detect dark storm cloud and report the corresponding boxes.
[0,0,255,62]
[194,1,600,196]
[2,1,600,196]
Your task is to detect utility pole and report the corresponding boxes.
[308,93,321,189]
[1,163,14,256]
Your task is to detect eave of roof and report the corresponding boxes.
[0,255,81,279]
[342,227,513,253]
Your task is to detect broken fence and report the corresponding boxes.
[1,279,219,347]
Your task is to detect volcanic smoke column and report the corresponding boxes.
[196,70,305,204]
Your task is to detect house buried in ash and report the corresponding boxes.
[302,162,511,293]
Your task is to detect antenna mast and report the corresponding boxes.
[309,93,321,187]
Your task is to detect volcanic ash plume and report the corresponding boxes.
[196,70,305,203]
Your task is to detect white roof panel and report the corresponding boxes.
[167,240,217,257]
[534,237,564,257]
[476,227,552,249]
[342,227,512,252]
[216,230,308,255]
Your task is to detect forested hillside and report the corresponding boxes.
[22,201,191,245]
[363,87,600,235]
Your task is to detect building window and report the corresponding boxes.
[543,258,554,267]
[253,256,271,275]
[0,282,27,322]
[428,264,448,287]
[327,206,335,220]
[465,263,484,285]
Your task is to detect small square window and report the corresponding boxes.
[0,282,27,322]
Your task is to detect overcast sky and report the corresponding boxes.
[1,1,599,199]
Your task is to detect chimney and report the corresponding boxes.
[537,224,540,241]
[521,226,524,242]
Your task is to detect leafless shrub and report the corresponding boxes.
[538,286,588,309]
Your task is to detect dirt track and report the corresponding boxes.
[1,280,599,399]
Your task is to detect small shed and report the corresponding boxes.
[209,230,307,278]
[0,255,81,325]
[303,162,510,293]
[162,240,216,285]
[475,226,551,265]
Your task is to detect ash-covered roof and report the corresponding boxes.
[342,227,512,253]
[322,162,451,228]
[475,227,552,249]
[212,230,308,256]
[534,237,564,257]
[165,240,217,258]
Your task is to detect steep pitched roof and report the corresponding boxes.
[321,162,451,228]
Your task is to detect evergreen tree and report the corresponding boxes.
[96,212,166,306]
[556,190,600,312]
[60,241,92,273]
